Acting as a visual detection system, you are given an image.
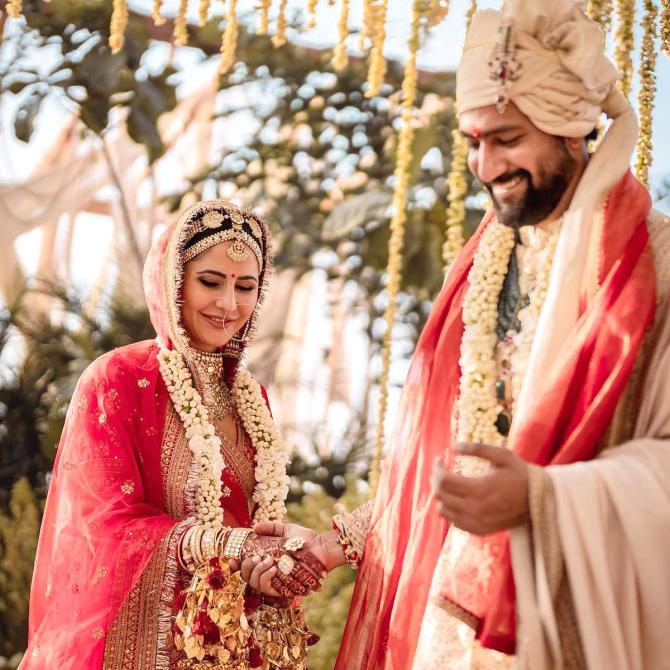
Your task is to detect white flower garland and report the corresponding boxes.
[455,219,559,476]
[158,348,289,527]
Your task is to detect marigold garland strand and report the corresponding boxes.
[220,0,239,74]
[174,0,189,46]
[109,0,128,53]
[587,0,613,31]
[427,0,450,28]
[660,0,670,57]
[198,0,211,26]
[634,0,658,186]
[307,0,319,30]
[358,0,374,51]
[370,0,423,497]
[613,0,635,98]
[272,0,289,47]
[258,0,272,34]
[332,0,350,71]
[6,0,22,19]
[152,0,166,26]
[441,0,477,271]
[366,0,389,98]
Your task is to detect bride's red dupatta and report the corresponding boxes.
[335,171,655,668]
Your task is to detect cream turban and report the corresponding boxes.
[456,0,620,137]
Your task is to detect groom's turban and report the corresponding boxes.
[456,0,620,138]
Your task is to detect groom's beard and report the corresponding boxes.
[485,144,577,229]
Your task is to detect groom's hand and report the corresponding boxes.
[432,443,530,535]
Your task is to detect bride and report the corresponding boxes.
[21,200,326,670]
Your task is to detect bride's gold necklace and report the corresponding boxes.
[187,348,235,421]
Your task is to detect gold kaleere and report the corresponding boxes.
[365,0,388,97]
[634,0,658,186]
[587,0,613,31]
[307,0,319,30]
[174,0,189,46]
[109,0,128,53]
[6,0,23,19]
[198,0,211,27]
[660,0,670,57]
[152,0,166,26]
[332,0,350,71]
[613,0,635,98]
[370,0,423,496]
[220,0,239,74]
[258,0,272,34]
[441,0,476,270]
[272,0,289,47]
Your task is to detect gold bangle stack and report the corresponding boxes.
[223,528,252,560]
[180,525,232,571]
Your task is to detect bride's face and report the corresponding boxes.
[181,240,260,352]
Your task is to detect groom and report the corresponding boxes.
[249,1,670,668]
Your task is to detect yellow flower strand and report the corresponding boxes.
[109,0,129,54]
[365,0,388,98]
[332,0,350,71]
[358,0,374,51]
[370,0,423,497]
[258,0,272,34]
[427,0,449,29]
[220,0,239,74]
[634,0,658,187]
[441,0,477,270]
[307,0,319,31]
[173,0,189,46]
[613,0,635,98]
[587,0,613,31]
[152,0,166,26]
[272,0,289,47]
[660,0,670,57]
[198,0,211,26]
[6,0,23,19]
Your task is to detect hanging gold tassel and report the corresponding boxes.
[220,0,239,74]
[660,0,670,57]
[173,0,189,46]
[613,0,635,98]
[365,0,389,98]
[198,0,211,26]
[370,0,423,497]
[358,0,374,51]
[152,0,166,26]
[441,0,477,270]
[332,0,350,71]
[272,0,289,47]
[109,0,128,53]
[634,0,658,187]
[587,0,613,31]
[259,0,272,34]
[6,0,23,19]
[307,0,319,30]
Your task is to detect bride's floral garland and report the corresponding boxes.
[158,347,289,525]
[455,218,558,476]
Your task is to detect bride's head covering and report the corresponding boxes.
[143,200,273,369]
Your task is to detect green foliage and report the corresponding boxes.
[0,478,40,659]
[287,476,368,670]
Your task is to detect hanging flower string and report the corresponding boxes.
[174,0,189,46]
[272,0,289,47]
[613,0,635,98]
[109,0,129,53]
[6,0,22,19]
[661,0,670,57]
[634,0,658,186]
[358,0,374,51]
[258,0,272,34]
[587,0,613,31]
[365,0,389,98]
[370,0,423,496]
[198,0,211,26]
[152,0,166,26]
[220,0,239,74]
[332,0,350,71]
[307,0,319,31]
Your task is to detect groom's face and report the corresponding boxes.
[460,103,582,228]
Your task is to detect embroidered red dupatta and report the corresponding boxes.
[21,211,263,669]
[335,171,656,668]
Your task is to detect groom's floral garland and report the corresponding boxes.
[158,347,289,525]
[455,218,558,476]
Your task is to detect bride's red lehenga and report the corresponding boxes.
[22,202,273,669]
